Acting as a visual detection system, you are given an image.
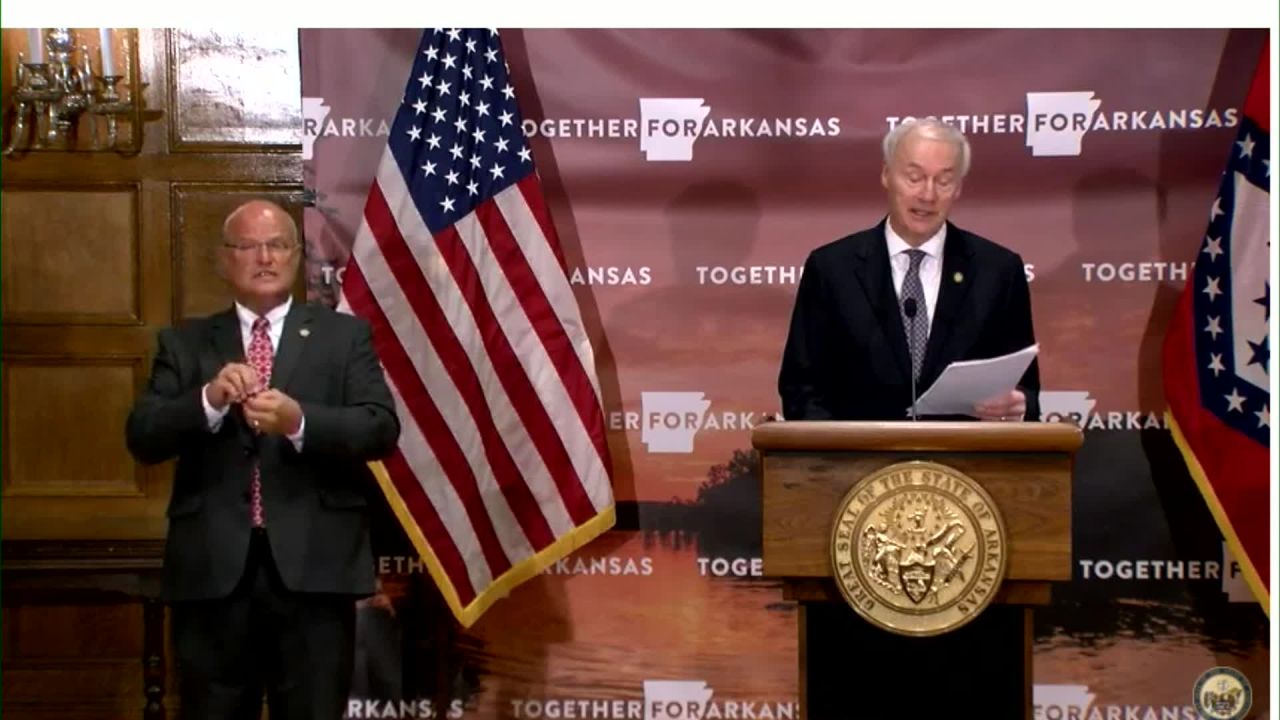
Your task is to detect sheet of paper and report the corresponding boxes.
[910,344,1039,416]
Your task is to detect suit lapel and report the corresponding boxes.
[270,302,312,391]
[208,307,254,453]
[919,224,974,386]
[209,307,244,365]
[851,222,913,384]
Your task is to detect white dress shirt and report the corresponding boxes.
[201,297,305,450]
[885,219,946,337]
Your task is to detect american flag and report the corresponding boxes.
[337,28,616,627]
[1163,40,1269,613]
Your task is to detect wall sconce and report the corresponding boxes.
[4,28,150,155]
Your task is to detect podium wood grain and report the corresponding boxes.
[755,421,1079,585]
[761,451,1072,581]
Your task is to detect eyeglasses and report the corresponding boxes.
[222,240,298,255]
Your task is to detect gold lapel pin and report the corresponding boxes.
[300,328,311,337]
[953,271,964,284]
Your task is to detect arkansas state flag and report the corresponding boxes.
[1163,41,1271,614]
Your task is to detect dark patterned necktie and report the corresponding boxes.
[246,316,273,527]
[901,249,929,382]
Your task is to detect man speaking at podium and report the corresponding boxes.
[775,117,1041,719]
[778,117,1040,424]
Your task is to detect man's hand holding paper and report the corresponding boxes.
[910,344,1039,419]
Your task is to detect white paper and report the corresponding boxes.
[910,344,1039,416]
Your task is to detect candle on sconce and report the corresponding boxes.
[27,28,43,64]
[99,28,115,76]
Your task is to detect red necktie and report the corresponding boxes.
[246,317,273,527]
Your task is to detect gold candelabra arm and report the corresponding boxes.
[88,30,147,154]
[6,28,155,154]
[3,100,33,156]
[90,76,127,150]
[77,44,94,91]
[5,53,37,155]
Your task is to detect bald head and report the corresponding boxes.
[223,200,298,247]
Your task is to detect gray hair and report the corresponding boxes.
[882,117,971,178]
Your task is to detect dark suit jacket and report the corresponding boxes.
[779,220,1040,422]
[126,302,400,602]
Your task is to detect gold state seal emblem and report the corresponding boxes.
[830,461,1008,636]
[1192,666,1253,720]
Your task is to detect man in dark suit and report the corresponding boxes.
[126,200,400,720]
[779,116,1039,423]
[777,118,1039,719]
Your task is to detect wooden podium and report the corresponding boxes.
[752,421,1083,720]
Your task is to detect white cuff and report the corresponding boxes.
[201,383,230,432]
[286,414,305,452]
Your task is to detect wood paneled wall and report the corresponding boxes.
[2,28,307,720]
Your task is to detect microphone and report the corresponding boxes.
[903,298,919,421]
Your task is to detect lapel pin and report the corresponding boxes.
[300,328,311,337]
[953,271,964,284]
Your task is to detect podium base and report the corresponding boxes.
[801,602,1031,720]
